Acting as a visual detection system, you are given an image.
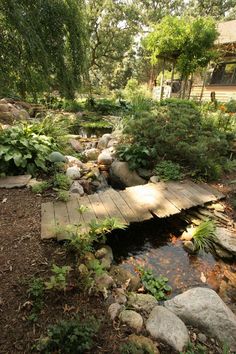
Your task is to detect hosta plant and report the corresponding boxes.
[0,123,57,175]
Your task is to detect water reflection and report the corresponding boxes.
[108,218,236,311]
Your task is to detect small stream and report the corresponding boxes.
[108,217,236,312]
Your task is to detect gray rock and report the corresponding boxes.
[70,181,84,195]
[183,240,197,254]
[127,293,158,314]
[110,265,141,291]
[85,148,100,161]
[119,310,143,332]
[98,150,112,165]
[65,155,84,168]
[165,287,236,351]
[146,306,189,352]
[97,134,112,149]
[49,151,66,163]
[66,166,81,180]
[214,227,236,256]
[95,273,114,291]
[107,138,118,148]
[114,288,127,304]
[108,303,123,320]
[69,138,83,152]
[213,243,233,259]
[95,245,113,260]
[149,176,160,184]
[110,161,146,187]
[137,168,153,180]
[198,333,207,343]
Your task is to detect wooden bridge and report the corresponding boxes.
[41,181,224,240]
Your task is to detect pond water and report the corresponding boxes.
[108,217,236,312]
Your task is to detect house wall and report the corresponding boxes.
[190,85,236,102]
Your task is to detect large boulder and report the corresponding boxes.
[119,310,143,333]
[110,161,146,187]
[127,293,158,314]
[214,227,236,256]
[146,306,189,352]
[165,287,236,350]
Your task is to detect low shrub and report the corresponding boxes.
[116,144,153,170]
[154,160,183,181]
[56,190,70,202]
[53,173,71,190]
[45,264,71,291]
[119,341,155,354]
[139,267,172,301]
[119,98,232,180]
[31,181,50,194]
[36,316,99,353]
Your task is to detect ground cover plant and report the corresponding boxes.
[139,267,172,301]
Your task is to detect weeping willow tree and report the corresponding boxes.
[0,0,87,99]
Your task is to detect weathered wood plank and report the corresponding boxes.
[41,202,56,239]
[66,198,82,225]
[87,193,110,220]
[187,181,220,203]
[99,191,127,224]
[166,182,199,209]
[78,195,98,231]
[54,202,70,241]
[106,188,137,223]
[119,188,152,221]
[197,183,225,200]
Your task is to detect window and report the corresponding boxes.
[210,62,236,85]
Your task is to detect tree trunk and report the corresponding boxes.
[159,58,165,100]
[170,61,175,97]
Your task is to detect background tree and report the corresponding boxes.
[0,0,87,99]
[186,0,236,20]
[145,16,219,97]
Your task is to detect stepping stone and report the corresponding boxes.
[0,175,31,188]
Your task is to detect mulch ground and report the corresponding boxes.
[0,188,131,354]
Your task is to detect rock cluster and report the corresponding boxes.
[0,98,30,125]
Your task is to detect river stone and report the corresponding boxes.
[66,166,81,180]
[70,181,84,195]
[127,334,160,354]
[108,302,123,321]
[110,265,141,291]
[85,148,100,161]
[146,306,189,352]
[127,293,158,314]
[165,287,236,351]
[98,150,112,165]
[95,273,114,291]
[183,240,197,254]
[97,134,112,149]
[65,155,84,168]
[214,227,236,256]
[213,243,233,259]
[69,138,83,152]
[114,288,127,304]
[119,310,143,332]
[110,161,146,187]
[95,245,113,260]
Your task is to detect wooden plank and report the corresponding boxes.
[0,175,31,188]
[119,188,152,221]
[54,201,70,227]
[166,182,199,209]
[187,181,220,203]
[197,183,225,200]
[168,181,204,206]
[66,198,82,225]
[78,195,98,231]
[99,191,127,224]
[137,184,180,218]
[41,202,56,239]
[87,193,110,220]
[106,188,137,223]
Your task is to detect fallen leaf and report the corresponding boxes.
[2,198,7,203]
[200,272,206,283]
